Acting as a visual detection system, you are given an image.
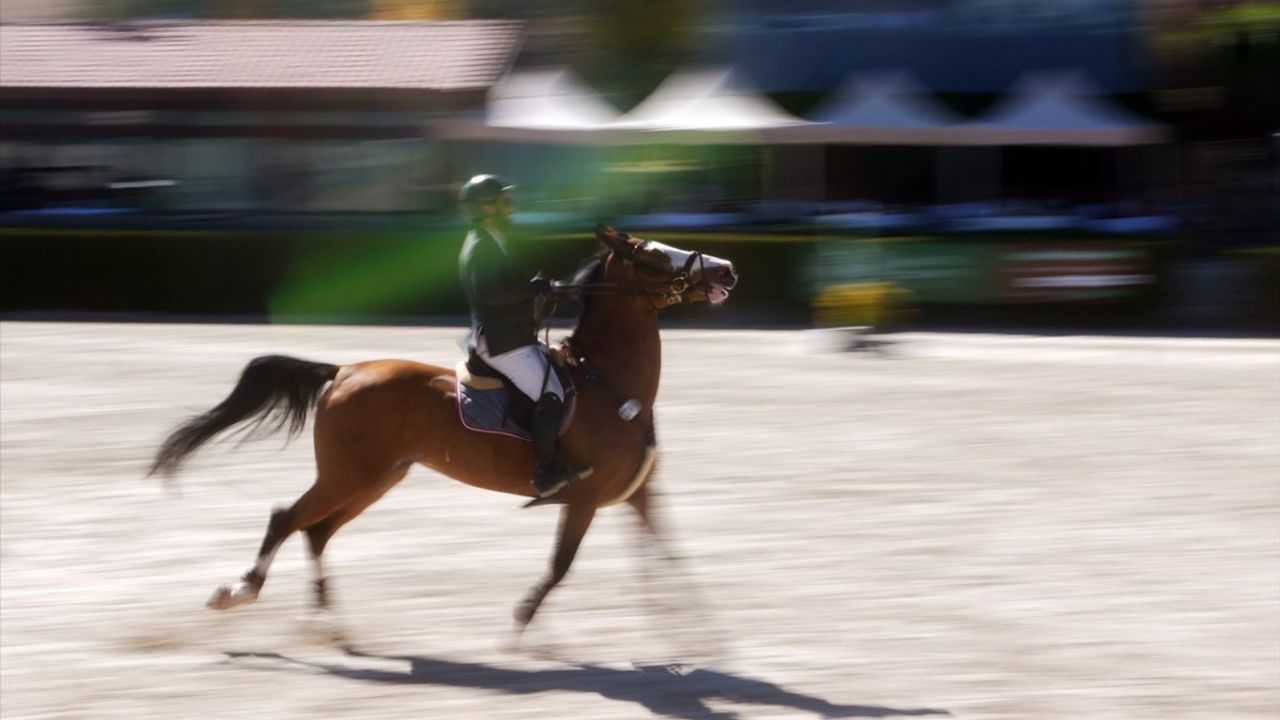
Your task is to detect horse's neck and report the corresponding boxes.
[573,296,661,407]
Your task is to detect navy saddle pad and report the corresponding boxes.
[454,358,575,442]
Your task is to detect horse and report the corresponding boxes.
[150,225,738,633]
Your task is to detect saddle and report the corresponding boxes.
[454,343,580,442]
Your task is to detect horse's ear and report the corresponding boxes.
[595,224,631,253]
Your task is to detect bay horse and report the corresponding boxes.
[150,225,737,633]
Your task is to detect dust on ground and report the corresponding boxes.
[2,322,1277,720]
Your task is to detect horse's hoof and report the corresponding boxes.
[207,585,233,610]
[303,611,348,644]
[513,598,537,627]
[633,662,696,676]
[498,629,524,655]
[207,582,258,610]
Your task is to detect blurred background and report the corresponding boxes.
[1,0,1276,332]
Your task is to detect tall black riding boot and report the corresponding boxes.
[531,393,592,498]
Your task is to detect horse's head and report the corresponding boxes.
[594,225,737,308]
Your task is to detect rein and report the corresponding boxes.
[535,235,698,449]
[553,242,709,308]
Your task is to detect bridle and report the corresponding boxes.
[538,233,717,430]
[559,238,711,309]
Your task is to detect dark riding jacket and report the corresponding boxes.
[458,226,540,356]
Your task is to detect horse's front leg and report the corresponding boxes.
[627,479,679,563]
[513,501,597,633]
[627,480,687,616]
[627,481,725,665]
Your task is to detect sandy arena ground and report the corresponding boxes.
[1,321,1277,720]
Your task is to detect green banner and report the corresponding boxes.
[802,239,1001,304]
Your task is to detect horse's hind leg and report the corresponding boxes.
[208,482,340,611]
[513,501,597,633]
[303,513,345,612]
[303,465,411,611]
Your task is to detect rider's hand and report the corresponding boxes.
[529,275,553,297]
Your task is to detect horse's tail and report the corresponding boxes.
[149,355,340,477]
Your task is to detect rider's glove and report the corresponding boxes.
[529,275,554,297]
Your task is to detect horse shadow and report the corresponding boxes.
[224,647,950,720]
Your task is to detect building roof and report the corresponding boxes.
[0,21,523,91]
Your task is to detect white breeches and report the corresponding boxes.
[476,337,564,401]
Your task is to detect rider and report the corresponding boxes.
[456,174,593,499]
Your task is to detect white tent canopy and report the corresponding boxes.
[439,67,622,144]
[951,71,1169,146]
[488,67,620,128]
[787,70,963,145]
[438,67,1169,148]
[612,66,812,143]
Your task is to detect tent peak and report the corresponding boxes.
[616,64,808,131]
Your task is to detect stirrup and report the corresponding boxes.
[523,466,593,508]
[534,476,570,499]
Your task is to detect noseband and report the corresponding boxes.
[626,240,710,306]
[563,240,710,308]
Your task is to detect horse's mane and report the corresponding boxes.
[571,249,607,287]
[566,249,608,326]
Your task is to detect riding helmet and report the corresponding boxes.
[458,174,515,208]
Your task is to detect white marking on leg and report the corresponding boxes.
[221,545,278,605]
[252,544,280,579]
[207,527,284,610]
